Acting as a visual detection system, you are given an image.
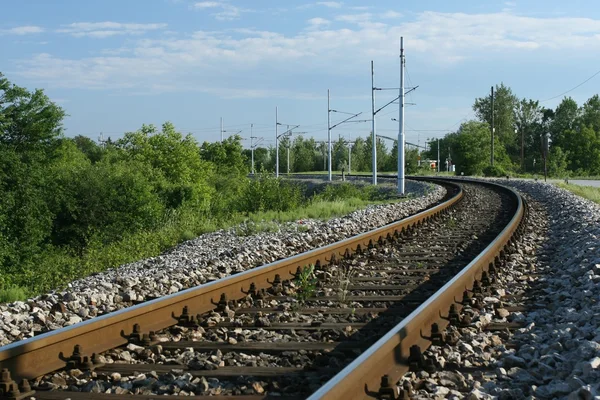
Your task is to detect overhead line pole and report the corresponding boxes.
[250,123,255,174]
[398,37,405,195]
[371,60,377,185]
[275,107,279,178]
[220,117,224,142]
[437,138,440,174]
[327,90,364,181]
[327,89,332,181]
[491,86,495,167]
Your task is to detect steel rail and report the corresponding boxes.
[0,180,462,383]
[309,178,525,400]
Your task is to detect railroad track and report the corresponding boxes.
[0,178,525,400]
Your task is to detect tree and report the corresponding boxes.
[563,126,600,174]
[581,95,600,132]
[473,83,519,164]
[550,97,579,149]
[71,135,103,163]
[292,136,319,172]
[333,138,349,171]
[119,122,215,209]
[515,99,542,171]
[0,73,66,151]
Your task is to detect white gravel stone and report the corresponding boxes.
[472,179,600,399]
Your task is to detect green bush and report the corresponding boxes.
[0,286,28,304]
[315,182,378,202]
[236,174,304,214]
[482,165,508,177]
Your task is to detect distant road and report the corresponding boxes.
[565,179,600,188]
[516,178,600,188]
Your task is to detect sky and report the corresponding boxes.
[1,0,600,148]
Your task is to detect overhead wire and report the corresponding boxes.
[540,68,600,103]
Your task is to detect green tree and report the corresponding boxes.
[581,95,600,132]
[292,136,319,172]
[71,135,103,163]
[550,97,579,149]
[515,99,542,172]
[473,83,519,164]
[0,73,66,151]
[563,126,600,174]
[548,146,569,177]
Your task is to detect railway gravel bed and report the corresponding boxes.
[0,180,442,347]
[27,182,516,398]
[391,180,600,400]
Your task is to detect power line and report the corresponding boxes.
[541,68,600,103]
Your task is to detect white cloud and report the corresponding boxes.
[193,1,250,20]
[380,10,402,19]
[307,17,331,29]
[335,13,372,23]
[317,1,343,8]
[15,11,600,95]
[57,22,167,38]
[193,1,221,8]
[2,25,44,35]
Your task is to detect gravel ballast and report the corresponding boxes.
[401,179,600,400]
[477,180,600,399]
[0,180,443,347]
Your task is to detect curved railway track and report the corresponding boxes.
[0,178,525,400]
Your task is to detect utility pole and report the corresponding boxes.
[417,132,421,167]
[491,86,495,166]
[220,117,224,142]
[275,115,300,178]
[275,107,279,178]
[328,92,364,180]
[327,89,332,181]
[397,37,405,195]
[437,138,440,174]
[519,127,524,171]
[348,143,353,174]
[250,123,255,174]
[448,147,451,172]
[287,125,290,175]
[371,60,377,185]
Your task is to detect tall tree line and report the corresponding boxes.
[242,135,425,174]
[424,83,600,177]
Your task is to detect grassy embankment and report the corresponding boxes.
[556,183,600,205]
[0,182,407,303]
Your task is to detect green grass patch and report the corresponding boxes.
[0,286,29,303]
[556,183,600,205]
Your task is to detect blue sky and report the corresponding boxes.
[1,0,600,148]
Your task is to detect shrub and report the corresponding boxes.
[482,165,508,177]
[0,286,28,304]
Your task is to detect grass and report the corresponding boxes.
[0,285,29,303]
[2,184,403,301]
[556,183,600,205]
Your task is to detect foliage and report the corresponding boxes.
[548,147,569,177]
[315,182,380,202]
[294,264,317,304]
[236,173,303,214]
[0,72,66,151]
[0,285,28,303]
[473,83,519,158]
[482,165,508,177]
